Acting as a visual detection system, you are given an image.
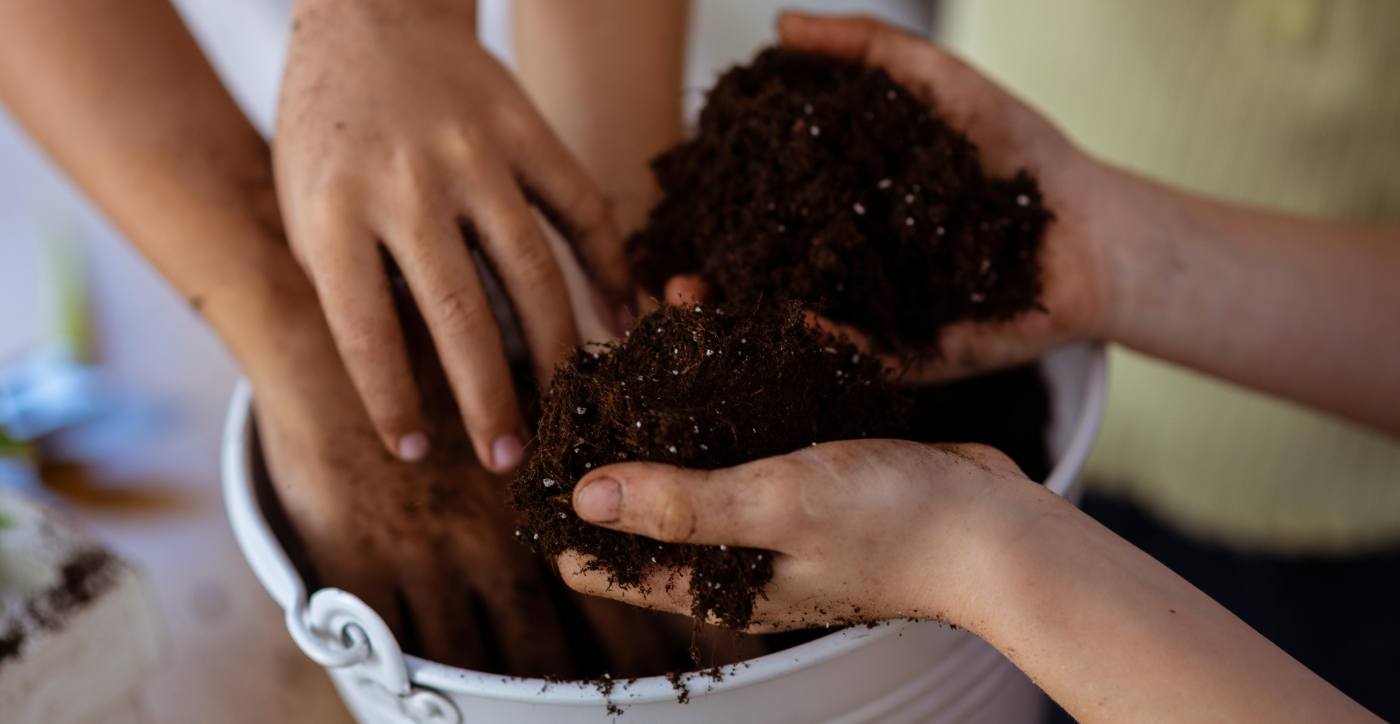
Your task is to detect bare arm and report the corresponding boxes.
[1101,169,1400,436]
[513,0,689,235]
[0,0,313,376]
[560,439,1380,722]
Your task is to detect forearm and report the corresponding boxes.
[0,0,315,377]
[960,484,1377,723]
[513,0,688,233]
[1097,162,1400,436]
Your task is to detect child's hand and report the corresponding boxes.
[776,13,1127,383]
[274,0,630,470]
[556,438,1062,632]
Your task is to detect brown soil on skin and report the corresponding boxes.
[628,48,1051,355]
[512,304,911,629]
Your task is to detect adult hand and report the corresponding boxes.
[275,0,631,470]
[774,13,1131,382]
[556,439,1053,631]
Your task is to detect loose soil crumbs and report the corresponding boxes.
[510,304,911,629]
[628,48,1051,354]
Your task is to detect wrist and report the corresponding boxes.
[933,473,1081,634]
[295,0,478,28]
[1080,160,1194,346]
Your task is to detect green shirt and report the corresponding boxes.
[942,0,1400,552]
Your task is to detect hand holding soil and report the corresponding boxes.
[771,13,1118,383]
[559,438,1043,633]
[274,0,630,471]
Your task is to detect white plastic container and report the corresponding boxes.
[222,344,1106,723]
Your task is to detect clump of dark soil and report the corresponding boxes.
[511,304,911,629]
[628,48,1051,354]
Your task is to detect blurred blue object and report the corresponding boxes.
[0,343,114,442]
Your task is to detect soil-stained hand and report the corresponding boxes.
[557,439,1061,631]
[777,13,1129,383]
[274,0,630,470]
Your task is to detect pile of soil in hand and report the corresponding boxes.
[628,48,1052,354]
[511,304,912,629]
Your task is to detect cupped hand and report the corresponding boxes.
[556,438,1057,632]
[274,0,630,470]
[776,12,1130,382]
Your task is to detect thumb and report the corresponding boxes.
[572,460,790,549]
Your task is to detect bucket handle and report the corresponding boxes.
[290,588,462,724]
[278,574,459,716]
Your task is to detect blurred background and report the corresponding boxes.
[0,1,1395,722]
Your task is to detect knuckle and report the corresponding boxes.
[648,481,696,542]
[506,233,561,285]
[745,457,806,527]
[937,442,1020,476]
[434,285,489,333]
[568,187,612,238]
[333,319,382,359]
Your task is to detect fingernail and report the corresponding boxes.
[492,434,524,470]
[397,432,431,462]
[615,303,636,333]
[575,477,621,523]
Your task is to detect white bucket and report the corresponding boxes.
[222,344,1106,723]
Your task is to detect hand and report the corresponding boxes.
[245,273,683,676]
[274,0,631,470]
[775,13,1132,382]
[557,438,1058,632]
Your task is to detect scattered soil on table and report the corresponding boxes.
[511,304,911,629]
[628,47,1051,354]
[0,548,120,670]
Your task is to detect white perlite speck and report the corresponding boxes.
[1016,193,1030,207]
[877,178,892,190]
[576,406,586,415]
[542,478,556,488]
[853,202,866,215]
[809,125,821,137]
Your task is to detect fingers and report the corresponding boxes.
[557,552,796,634]
[385,211,525,473]
[458,160,580,386]
[298,223,430,460]
[663,274,711,307]
[508,108,633,326]
[557,550,695,616]
[777,12,966,99]
[570,459,796,550]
